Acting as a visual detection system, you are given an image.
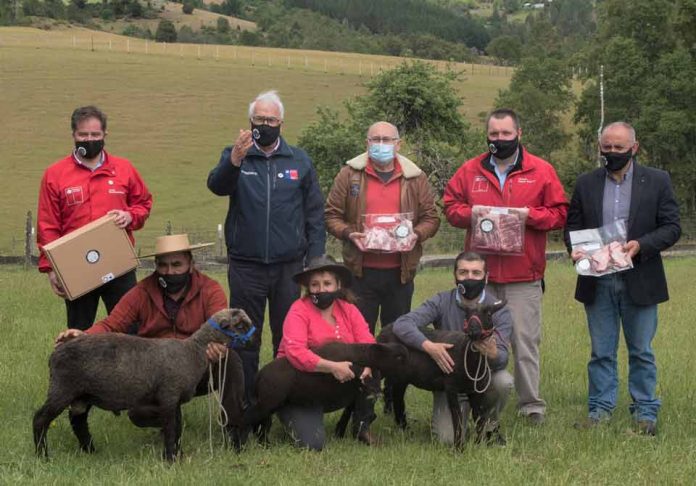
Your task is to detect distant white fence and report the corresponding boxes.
[0,28,515,78]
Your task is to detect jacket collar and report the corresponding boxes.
[345,152,422,179]
[481,145,525,175]
[590,160,644,231]
[143,268,204,315]
[246,136,293,158]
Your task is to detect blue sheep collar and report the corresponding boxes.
[207,319,256,348]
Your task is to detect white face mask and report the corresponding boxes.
[369,143,395,165]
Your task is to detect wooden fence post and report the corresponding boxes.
[217,223,224,257]
[24,210,33,269]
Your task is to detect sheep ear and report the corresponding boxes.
[229,308,252,326]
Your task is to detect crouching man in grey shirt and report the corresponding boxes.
[393,251,514,445]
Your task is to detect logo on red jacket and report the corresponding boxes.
[472,176,490,193]
[65,186,84,206]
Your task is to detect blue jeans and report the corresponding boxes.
[584,274,660,422]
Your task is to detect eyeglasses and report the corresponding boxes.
[367,136,399,144]
[251,115,282,127]
[600,143,633,152]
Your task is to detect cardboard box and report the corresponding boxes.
[42,214,139,300]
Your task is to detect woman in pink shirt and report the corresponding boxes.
[275,255,377,450]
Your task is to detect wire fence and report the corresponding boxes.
[7,212,696,268]
[0,28,515,78]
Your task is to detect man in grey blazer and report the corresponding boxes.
[565,121,681,436]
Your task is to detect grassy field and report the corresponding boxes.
[0,26,511,256]
[1,259,695,484]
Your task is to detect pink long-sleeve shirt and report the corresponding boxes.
[277,297,376,372]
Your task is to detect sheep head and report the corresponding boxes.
[461,299,506,342]
[206,308,258,348]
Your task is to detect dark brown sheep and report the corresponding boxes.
[33,308,254,462]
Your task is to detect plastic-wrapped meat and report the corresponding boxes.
[498,213,524,253]
[472,211,501,252]
[608,241,631,268]
[362,220,416,252]
[363,227,397,251]
[590,246,611,273]
[470,206,525,254]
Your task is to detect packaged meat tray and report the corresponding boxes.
[360,212,417,253]
[569,220,633,276]
[470,205,528,255]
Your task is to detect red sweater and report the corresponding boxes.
[444,148,568,283]
[362,160,402,269]
[37,151,153,272]
[277,297,376,372]
[85,270,227,339]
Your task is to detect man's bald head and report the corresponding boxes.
[367,121,400,140]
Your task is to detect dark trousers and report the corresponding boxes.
[227,258,302,404]
[352,267,414,420]
[65,270,137,330]
[278,384,377,451]
[352,267,414,334]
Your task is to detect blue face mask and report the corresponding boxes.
[368,143,395,165]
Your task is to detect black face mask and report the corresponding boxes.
[157,273,190,295]
[310,291,340,310]
[601,149,633,172]
[251,123,281,147]
[487,137,519,160]
[456,278,486,300]
[75,139,104,159]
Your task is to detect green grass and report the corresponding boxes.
[0,26,511,255]
[1,259,695,483]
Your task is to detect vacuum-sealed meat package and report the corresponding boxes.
[569,220,634,276]
[470,206,528,255]
[360,213,417,253]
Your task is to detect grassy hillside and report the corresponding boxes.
[101,1,256,33]
[0,26,511,255]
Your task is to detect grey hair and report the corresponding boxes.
[248,90,284,120]
[366,121,400,139]
[601,121,636,143]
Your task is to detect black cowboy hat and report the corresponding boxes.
[292,255,353,288]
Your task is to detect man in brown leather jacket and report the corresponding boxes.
[325,121,440,334]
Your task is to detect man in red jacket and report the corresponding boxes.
[444,108,568,425]
[37,105,153,330]
[55,234,246,442]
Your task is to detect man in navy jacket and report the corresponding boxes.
[565,121,681,436]
[207,90,325,402]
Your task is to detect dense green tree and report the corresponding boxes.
[155,19,177,42]
[182,1,194,14]
[219,0,241,16]
[216,16,230,33]
[496,56,574,161]
[298,61,481,197]
[486,35,522,64]
[574,0,696,211]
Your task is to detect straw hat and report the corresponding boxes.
[139,234,214,258]
[292,255,353,288]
